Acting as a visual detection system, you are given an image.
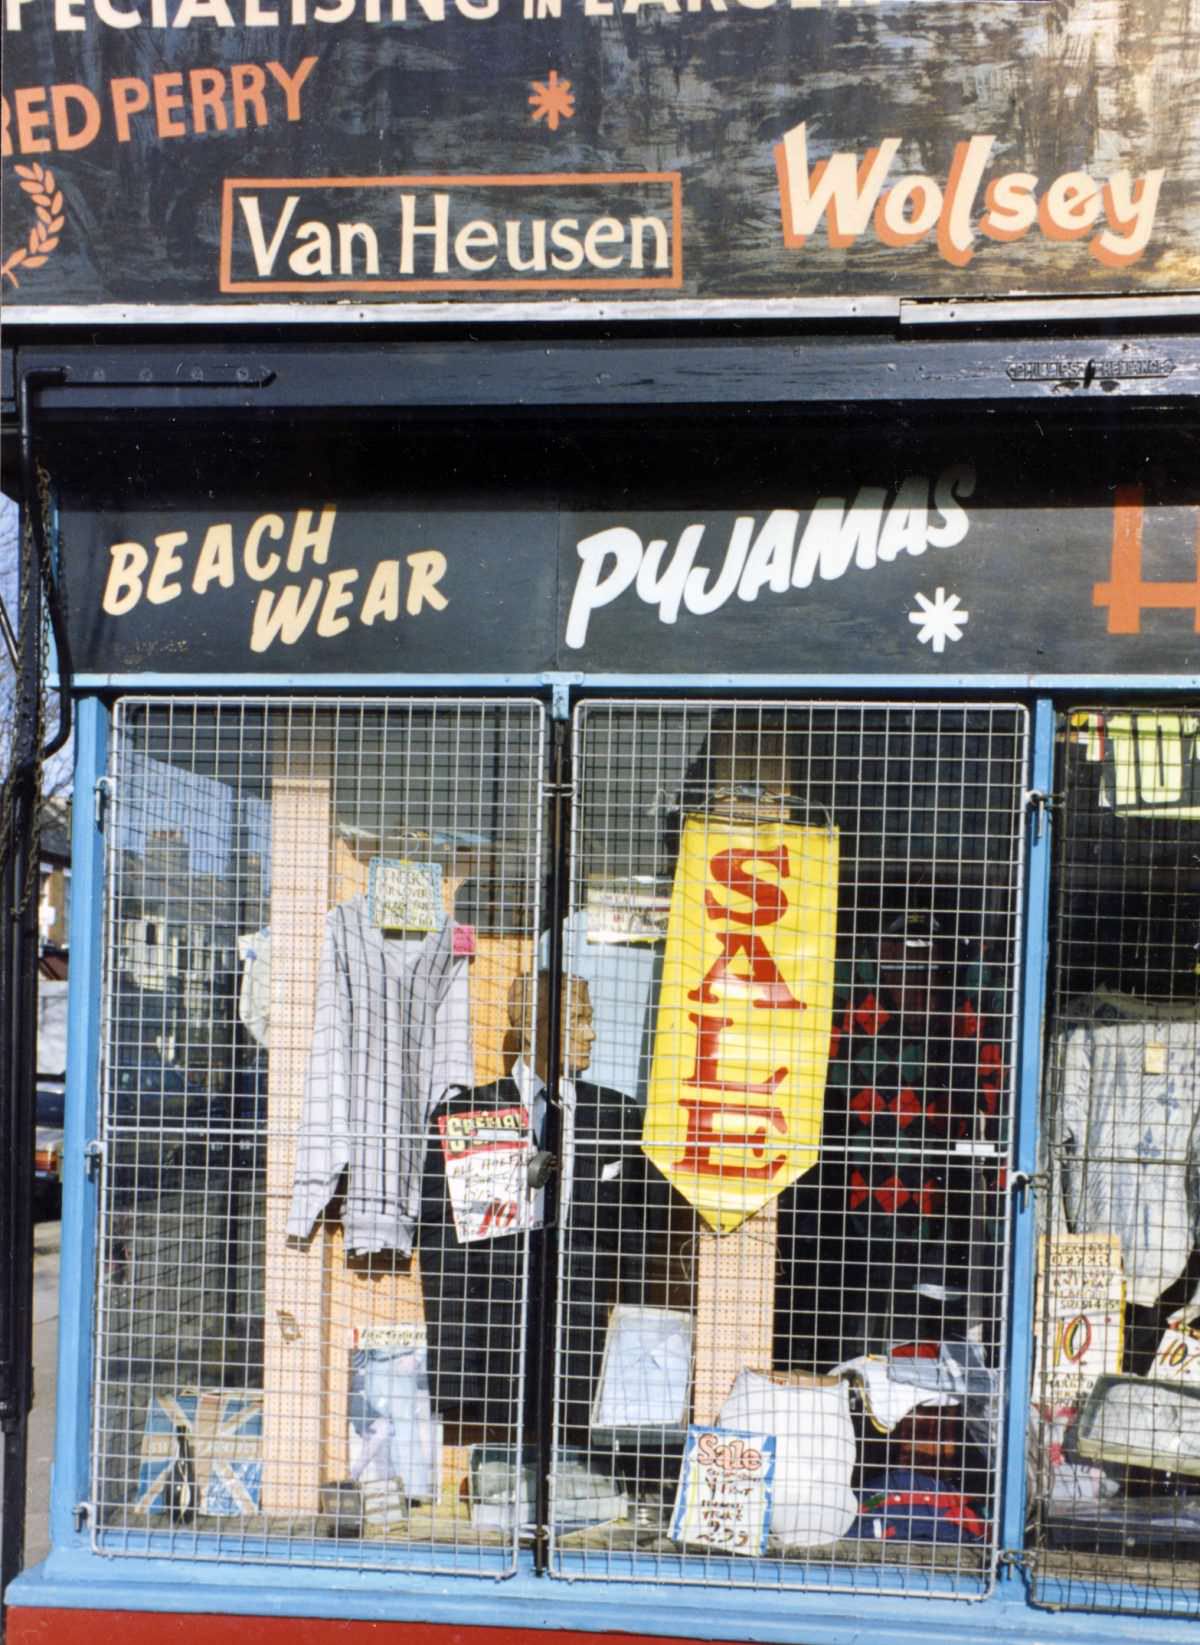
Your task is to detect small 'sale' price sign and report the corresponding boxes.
[670,1426,777,1557]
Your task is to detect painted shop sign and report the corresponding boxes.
[774,124,1164,272]
[221,174,683,291]
[58,462,1200,675]
[3,0,1198,311]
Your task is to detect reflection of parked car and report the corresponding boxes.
[34,1079,65,1219]
[107,1054,231,1202]
[112,1053,189,1108]
[36,978,69,1219]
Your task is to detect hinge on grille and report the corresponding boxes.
[997,1546,1037,1574]
[73,1501,91,1532]
[93,775,113,830]
[84,1139,104,1177]
[1009,1169,1049,1210]
[1023,788,1054,841]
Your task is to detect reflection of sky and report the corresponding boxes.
[1,493,21,684]
[114,746,235,878]
[111,744,275,890]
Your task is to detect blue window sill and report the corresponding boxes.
[8,1545,1200,1644]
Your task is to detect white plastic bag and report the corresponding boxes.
[717,1369,858,1547]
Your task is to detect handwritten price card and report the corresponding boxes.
[670,1426,776,1556]
[368,858,444,933]
[438,1106,535,1245]
[1155,1307,1200,1386]
[1034,1233,1125,1404]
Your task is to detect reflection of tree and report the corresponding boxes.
[0,492,72,799]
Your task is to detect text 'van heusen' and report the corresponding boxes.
[228,178,681,287]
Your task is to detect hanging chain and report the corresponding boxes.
[0,461,54,917]
[0,505,35,876]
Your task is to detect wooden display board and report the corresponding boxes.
[692,1205,779,1426]
[261,778,333,1516]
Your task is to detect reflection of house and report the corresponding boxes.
[37,978,67,1082]
[37,795,70,981]
[116,911,238,1080]
[111,755,247,1093]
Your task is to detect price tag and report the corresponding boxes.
[669,1426,776,1556]
[438,1106,536,1244]
[368,858,444,932]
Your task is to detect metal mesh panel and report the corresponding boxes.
[94,697,545,1572]
[1031,707,1200,1618]
[551,700,1028,1595]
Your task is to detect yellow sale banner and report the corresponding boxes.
[642,816,839,1234]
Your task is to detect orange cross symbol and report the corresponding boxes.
[1094,484,1200,633]
[529,70,575,131]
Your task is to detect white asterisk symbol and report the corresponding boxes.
[909,587,969,654]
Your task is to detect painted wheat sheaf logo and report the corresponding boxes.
[2,163,65,289]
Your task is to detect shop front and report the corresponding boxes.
[4,0,1200,1638]
[0,367,1197,1643]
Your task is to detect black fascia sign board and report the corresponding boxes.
[3,0,1198,312]
[56,438,1200,678]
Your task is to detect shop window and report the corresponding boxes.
[96,698,547,1573]
[92,694,1027,1598]
[1030,708,1200,1619]
[551,701,1026,1594]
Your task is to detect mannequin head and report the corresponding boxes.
[876,913,954,1023]
[510,971,596,1081]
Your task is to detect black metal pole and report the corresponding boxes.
[19,369,71,766]
[0,496,44,1618]
[532,712,570,1575]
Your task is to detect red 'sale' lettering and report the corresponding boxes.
[687,929,805,1010]
[684,1012,788,1094]
[675,1095,788,1179]
[704,845,792,927]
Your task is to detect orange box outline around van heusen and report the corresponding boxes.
[220,171,684,293]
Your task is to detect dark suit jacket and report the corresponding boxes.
[416,1076,669,1432]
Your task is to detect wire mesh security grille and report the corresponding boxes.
[91,692,1028,1592]
[551,700,1028,1596]
[1031,707,1200,1618]
[94,697,545,1571]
